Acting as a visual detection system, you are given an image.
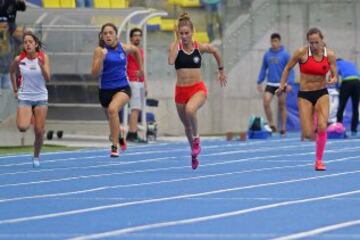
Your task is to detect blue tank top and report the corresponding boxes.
[100,43,129,89]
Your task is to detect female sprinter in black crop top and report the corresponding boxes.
[168,12,226,170]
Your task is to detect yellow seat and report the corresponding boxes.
[160,19,177,31]
[43,0,61,8]
[94,0,111,8]
[193,32,209,43]
[110,0,129,8]
[167,0,180,5]
[179,0,201,7]
[60,0,76,8]
[147,16,162,25]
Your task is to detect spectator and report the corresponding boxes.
[76,0,93,8]
[0,20,12,95]
[202,0,222,42]
[336,58,360,136]
[0,0,26,34]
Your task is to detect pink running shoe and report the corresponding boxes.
[191,154,199,170]
[192,137,201,157]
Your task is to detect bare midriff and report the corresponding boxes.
[176,68,202,86]
[299,73,327,91]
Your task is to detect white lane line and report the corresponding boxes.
[1,166,360,225]
[68,189,360,240]
[0,156,177,177]
[0,139,351,176]
[0,154,359,204]
[0,139,354,167]
[0,147,358,189]
[273,219,360,240]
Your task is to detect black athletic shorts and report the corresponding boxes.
[265,85,279,95]
[99,86,132,108]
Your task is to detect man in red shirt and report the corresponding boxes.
[126,28,147,142]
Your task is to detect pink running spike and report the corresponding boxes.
[192,137,201,157]
[191,154,199,170]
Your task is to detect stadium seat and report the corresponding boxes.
[42,0,61,8]
[193,32,209,43]
[94,0,111,8]
[167,0,179,5]
[179,0,201,7]
[160,19,176,31]
[110,0,129,8]
[147,16,162,31]
[167,0,201,7]
[94,0,129,8]
[60,0,76,8]
[43,0,75,8]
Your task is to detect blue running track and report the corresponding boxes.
[0,134,360,239]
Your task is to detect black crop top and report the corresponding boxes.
[174,41,202,70]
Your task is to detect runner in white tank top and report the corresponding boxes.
[10,32,51,168]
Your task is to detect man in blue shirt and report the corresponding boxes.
[336,58,360,135]
[257,33,295,135]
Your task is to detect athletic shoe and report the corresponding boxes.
[32,157,40,168]
[110,145,119,157]
[280,129,286,137]
[192,137,201,157]
[315,161,326,171]
[270,125,277,133]
[191,154,199,170]
[119,137,127,151]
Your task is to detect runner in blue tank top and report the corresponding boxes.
[92,23,143,157]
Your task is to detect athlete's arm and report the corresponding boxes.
[123,43,144,77]
[9,56,20,97]
[39,53,51,81]
[91,47,106,77]
[168,42,179,65]
[327,50,337,84]
[199,43,226,87]
[277,47,306,95]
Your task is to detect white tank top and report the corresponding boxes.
[18,51,48,101]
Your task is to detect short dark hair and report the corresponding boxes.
[130,28,142,38]
[271,33,281,40]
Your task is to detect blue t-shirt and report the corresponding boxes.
[336,59,360,81]
[100,43,129,89]
[257,46,295,86]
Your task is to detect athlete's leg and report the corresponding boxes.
[16,105,33,132]
[263,91,275,131]
[176,104,193,148]
[314,94,329,170]
[32,105,48,159]
[298,97,315,140]
[108,92,130,150]
[278,92,287,135]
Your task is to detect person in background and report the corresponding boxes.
[126,28,147,142]
[201,0,222,42]
[0,0,26,34]
[257,33,295,136]
[335,58,360,136]
[76,0,93,8]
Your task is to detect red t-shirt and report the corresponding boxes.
[127,48,144,82]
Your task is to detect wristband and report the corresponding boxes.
[218,66,224,71]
